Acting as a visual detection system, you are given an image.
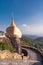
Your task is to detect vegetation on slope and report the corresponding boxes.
[34,37,43,45]
[21,35,43,53]
[0,42,16,52]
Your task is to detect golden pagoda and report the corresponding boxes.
[6,17,22,38]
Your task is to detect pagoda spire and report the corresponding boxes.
[10,16,16,27]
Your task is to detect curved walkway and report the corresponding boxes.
[22,47,42,61]
[22,47,42,65]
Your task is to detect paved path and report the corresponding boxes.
[22,47,42,65]
[22,48,42,61]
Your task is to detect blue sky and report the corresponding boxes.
[0,0,43,36]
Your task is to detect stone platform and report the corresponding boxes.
[0,59,42,65]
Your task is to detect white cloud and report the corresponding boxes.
[22,24,27,27]
[20,24,30,28]
[19,24,43,36]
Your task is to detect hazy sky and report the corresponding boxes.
[0,0,43,36]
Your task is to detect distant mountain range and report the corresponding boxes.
[23,35,39,39]
[23,35,43,45]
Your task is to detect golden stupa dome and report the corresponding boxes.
[6,17,22,38]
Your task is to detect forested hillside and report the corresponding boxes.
[34,37,43,45]
[21,35,43,52]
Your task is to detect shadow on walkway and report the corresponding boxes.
[32,62,43,65]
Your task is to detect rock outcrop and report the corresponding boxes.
[0,50,22,60]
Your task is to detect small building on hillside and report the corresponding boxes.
[0,31,5,42]
[0,31,4,36]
